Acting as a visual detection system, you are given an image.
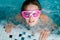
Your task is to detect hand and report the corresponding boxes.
[40,30,50,40]
[5,23,15,33]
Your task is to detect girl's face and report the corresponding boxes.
[22,4,41,27]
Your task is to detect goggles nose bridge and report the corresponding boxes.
[28,11,33,16]
[29,11,35,16]
[29,13,33,16]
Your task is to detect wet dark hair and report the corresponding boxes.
[21,0,42,12]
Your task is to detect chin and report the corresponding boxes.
[29,23,35,27]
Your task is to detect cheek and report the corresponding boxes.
[34,17,40,21]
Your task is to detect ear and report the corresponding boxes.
[40,14,49,23]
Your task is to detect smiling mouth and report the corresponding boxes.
[29,21,34,23]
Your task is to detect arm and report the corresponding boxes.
[39,30,50,40]
[5,14,22,33]
[39,14,54,40]
[5,23,16,33]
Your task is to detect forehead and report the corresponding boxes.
[25,4,39,11]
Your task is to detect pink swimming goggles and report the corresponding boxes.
[22,10,42,19]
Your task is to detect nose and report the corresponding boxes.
[29,15,33,21]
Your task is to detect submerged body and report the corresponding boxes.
[0,17,57,40]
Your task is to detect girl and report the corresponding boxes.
[5,0,57,40]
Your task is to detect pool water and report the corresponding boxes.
[0,21,60,40]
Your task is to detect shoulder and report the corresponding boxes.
[16,14,23,21]
[39,14,57,31]
[40,14,51,23]
[40,14,55,24]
